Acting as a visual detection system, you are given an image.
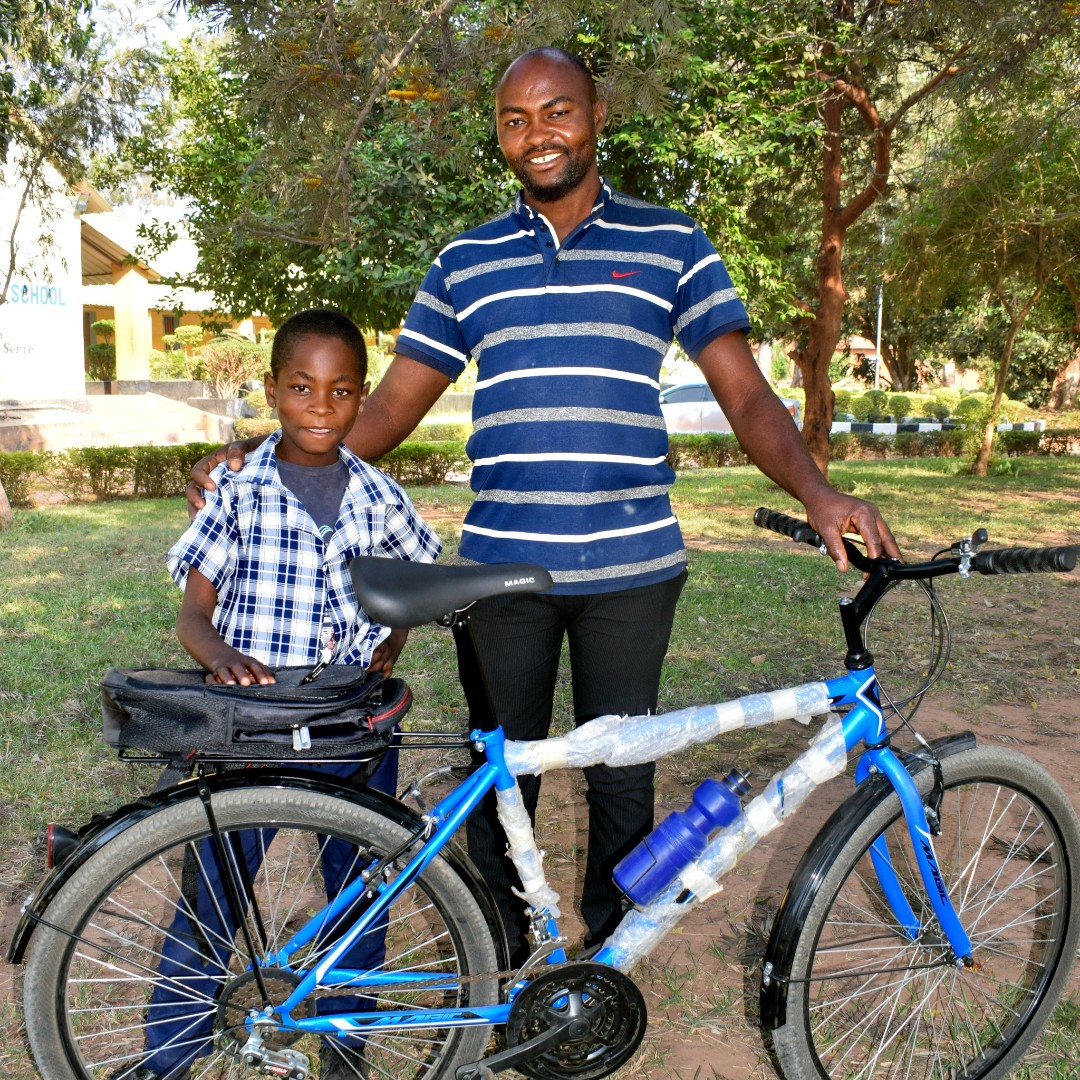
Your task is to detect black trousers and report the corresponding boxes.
[454,571,686,964]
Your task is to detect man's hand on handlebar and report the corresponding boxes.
[185,437,263,519]
[802,488,901,573]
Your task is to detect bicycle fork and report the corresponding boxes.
[841,670,975,965]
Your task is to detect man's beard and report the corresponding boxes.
[513,147,594,203]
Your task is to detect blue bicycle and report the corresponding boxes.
[11,510,1080,1080]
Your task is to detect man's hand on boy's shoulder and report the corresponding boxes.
[186,436,264,519]
[370,628,409,677]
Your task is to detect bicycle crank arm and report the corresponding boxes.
[454,1014,585,1079]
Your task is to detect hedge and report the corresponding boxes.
[2,429,1076,507]
[0,444,219,504]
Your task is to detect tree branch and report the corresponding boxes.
[319,0,462,241]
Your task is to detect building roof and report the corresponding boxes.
[80,216,162,284]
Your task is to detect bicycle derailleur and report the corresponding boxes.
[456,960,647,1080]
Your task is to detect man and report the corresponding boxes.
[190,47,898,966]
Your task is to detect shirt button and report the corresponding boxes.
[546,240,553,248]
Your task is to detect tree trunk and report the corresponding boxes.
[795,59,957,473]
[0,479,12,529]
[795,91,848,476]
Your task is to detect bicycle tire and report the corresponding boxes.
[770,746,1080,1080]
[23,784,500,1079]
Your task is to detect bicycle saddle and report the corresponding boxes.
[349,557,553,627]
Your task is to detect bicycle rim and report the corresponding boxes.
[23,786,498,1079]
[774,747,1080,1080]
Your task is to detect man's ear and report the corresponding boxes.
[594,97,608,135]
[263,370,276,407]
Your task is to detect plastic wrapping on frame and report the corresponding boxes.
[502,682,833,777]
[601,714,848,971]
[496,781,563,917]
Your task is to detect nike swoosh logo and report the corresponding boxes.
[611,270,641,278]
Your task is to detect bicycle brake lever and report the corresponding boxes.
[950,528,989,578]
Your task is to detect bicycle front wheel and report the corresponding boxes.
[771,746,1080,1080]
[23,784,500,1079]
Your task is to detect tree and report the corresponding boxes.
[1,0,162,306]
[117,1,694,331]
[711,0,1078,474]
[901,47,1080,473]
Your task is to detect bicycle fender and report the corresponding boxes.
[7,768,509,971]
[758,732,976,1030]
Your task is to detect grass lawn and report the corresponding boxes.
[2,455,1077,876]
[1,455,1078,1077]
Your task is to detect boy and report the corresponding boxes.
[170,307,439,686]
[128,309,440,1080]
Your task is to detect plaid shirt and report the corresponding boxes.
[166,430,441,668]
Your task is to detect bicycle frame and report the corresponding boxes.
[249,662,972,1043]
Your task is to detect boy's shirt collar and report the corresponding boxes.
[223,429,366,488]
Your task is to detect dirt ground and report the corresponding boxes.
[2,547,1078,1079]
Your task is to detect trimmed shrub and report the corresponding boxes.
[1039,428,1080,455]
[888,394,913,422]
[666,434,750,469]
[929,387,961,414]
[131,444,218,499]
[0,450,51,506]
[50,446,135,501]
[407,421,472,442]
[848,396,876,422]
[200,340,270,399]
[954,395,990,424]
[86,343,117,381]
[233,418,280,440]
[375,441,469,486]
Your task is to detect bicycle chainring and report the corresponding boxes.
[505,961,647,1079]
[216,968,314,1050]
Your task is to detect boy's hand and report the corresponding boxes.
[369,628,409,676]
[203,651,276,686]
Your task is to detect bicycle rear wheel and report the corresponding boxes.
[23,784,499,1079]
[771,746,1080,1080]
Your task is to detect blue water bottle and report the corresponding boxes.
[613,769,751,906]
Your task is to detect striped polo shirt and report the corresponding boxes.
[395,180,750,594]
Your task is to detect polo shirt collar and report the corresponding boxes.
[512,177,613,232]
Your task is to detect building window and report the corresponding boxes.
[162,314,177,347]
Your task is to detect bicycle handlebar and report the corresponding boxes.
[754,506,1077,579]
[973,545,1077,575]
[752,507,877,573]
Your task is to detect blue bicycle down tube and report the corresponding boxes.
[275,759,505,1020]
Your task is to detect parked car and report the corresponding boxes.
[659,380,802,434]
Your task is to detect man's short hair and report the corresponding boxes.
[270,309,368,380]
[501,47,597,103]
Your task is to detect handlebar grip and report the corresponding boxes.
[754,507,824,549]
[973,546,1078,575]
